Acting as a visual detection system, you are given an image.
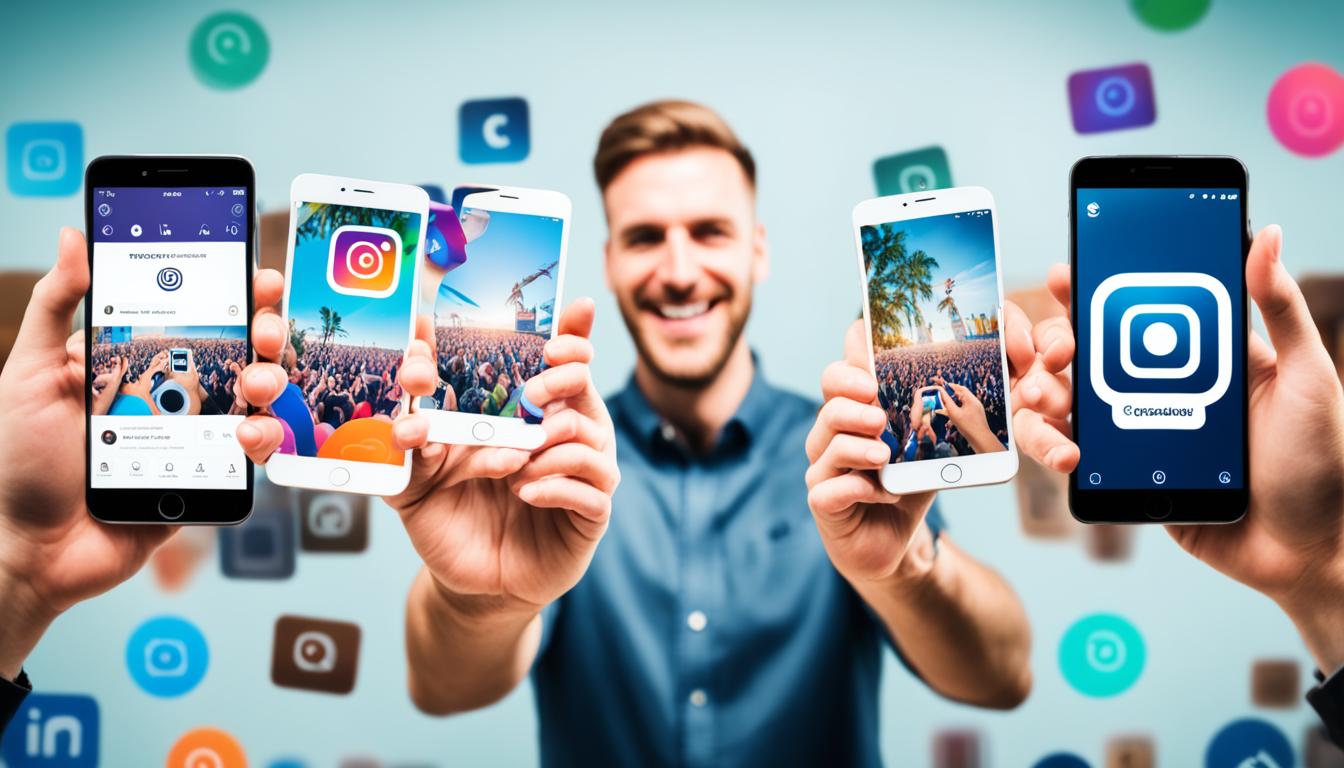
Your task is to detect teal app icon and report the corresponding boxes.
[873,146,952,196]
[1131,0,1211,32]
[6,122,83,197]
[1059,613,1145,697]
[126,615,209,697]
[189,11,269,89]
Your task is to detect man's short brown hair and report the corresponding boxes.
[593,100,756,192]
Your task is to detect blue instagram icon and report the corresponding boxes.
[6,122,83,196]
[1067,63,1156,134]
[1089,272,1231,430]
[459,97,530,164]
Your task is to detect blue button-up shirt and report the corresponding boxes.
[531,368,943,767]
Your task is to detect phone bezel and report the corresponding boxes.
[83,155,256,525]
[853,185,1019,494]
[264,173,428,496]
[422,185,571,450]
[1069,155,1251,524]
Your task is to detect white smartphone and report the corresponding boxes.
[420,185,570,449]
[266,173,428,495]
[853,185,1018,493]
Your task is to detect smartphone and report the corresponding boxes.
[423,185,570,448]
[1070,156,1250,523]
[85,155,254,524]
[265,174,428,495]
[854,186,1018,493]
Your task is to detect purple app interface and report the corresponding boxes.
[430,207,561,422]
[279,201,421,466]
[89,187,250,491]
[862,209,1010,464]
[1068,63,1157,134]
[1076,188,1245,491]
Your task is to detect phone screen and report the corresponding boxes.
[89,186,250,490]
[279,201,422,465]
[429,206,562,420]
[863,208,1010,463]
[1075,188,1245,491]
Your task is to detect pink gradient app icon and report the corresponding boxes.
[1266,62,1344,158]
[328,224,402,298]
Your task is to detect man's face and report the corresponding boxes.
[603,148,768,388]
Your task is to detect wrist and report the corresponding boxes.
[1277,563,1344,674]
[420,569,538,635]
[0,566,59,680]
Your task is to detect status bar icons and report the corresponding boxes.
[1266,62,1344,158]
[6,121,83,197]
[460,97,531,164]
[272,615,362,694]
[873,146,952,196]
[1068,63,1157,134]
[1059,613,1146,697]
[189,11,270,90]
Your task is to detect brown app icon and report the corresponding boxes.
[932,728,981,768]
[298,490,369,553]
[272,615,361,694]
[1305,724,1344,768]
[1251,658,1301,707]
[1105,734,1155,768]
[1085,523,1135,562]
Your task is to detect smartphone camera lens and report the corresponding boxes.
[340,187,346,192]
[141,170,148,177]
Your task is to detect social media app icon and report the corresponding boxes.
[268,759,309,768]
[873,146,953,196]
[931,729,981,768]
[1266,62,1344,158]
[1106,734,1155,768]
[1130,0,1210,31]
[1067,63,1157,134]
[1059,613,1145,697]
[298,491,369,553]
[220,470,296,579]
[189,11,269,90]
[1250,659,1301,708]
[1090,272,1232,430]
[271,615,361,694]
[459,97,530,164]
[6,122,83,197]
[166,727,247,768]
[1032,754,1090,768]
[0,693,99,767]
[418,183,446,204]
[327,225,403,298]
[126,616,209,697]
[1205,718,1293,768]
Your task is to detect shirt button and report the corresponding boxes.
[687,610,708,632]
[689,689,708,708]
[659,423,676,442]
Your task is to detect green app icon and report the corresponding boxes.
[873,146,952,196]
[1059,613,1146,697]
[1131,0,1211,32]
[189,11,269,90]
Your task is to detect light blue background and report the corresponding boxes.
[3,0,1344,765]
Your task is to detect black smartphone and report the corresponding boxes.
[85,155,255,524]
[1069,156,1250,524]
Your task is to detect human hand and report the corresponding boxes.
[805,320,938,586]
[940,381,1005,454]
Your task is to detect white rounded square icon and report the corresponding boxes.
[1089,272,1232,430]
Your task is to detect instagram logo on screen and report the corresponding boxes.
[1266,62,1344,158]
[1067,63,1156,134]
[327,225,403,298]
[1089,272,1231,430]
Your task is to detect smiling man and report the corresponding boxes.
[403,100,1032,766]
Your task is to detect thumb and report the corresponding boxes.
[1246,225,1324,365]
[843,318,870,371]
[13,227,88,357]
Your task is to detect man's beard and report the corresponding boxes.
[619,294,752,390]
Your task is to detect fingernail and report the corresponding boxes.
[866,445,888,464]
[246,368,274,392]
[237,422,259,444]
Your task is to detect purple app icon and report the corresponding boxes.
[1068,63,1157,134]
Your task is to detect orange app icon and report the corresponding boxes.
[166,727,247,768]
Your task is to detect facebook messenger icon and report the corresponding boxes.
[1090,272,1231,430]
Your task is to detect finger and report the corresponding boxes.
[808,472,900,519]
[441,445,531,486]
[842,318,871,370]
[252,309,287,361]
[820,360,879,405]
[509,442,620,495]
[1246,225,1326,366]
[399,343,437,396]
[805,433,890,489]
[555,297,596,340]
[13,228,88,358]
[253,268,284,312]
[516,477,611,527]
[804,396,888,462]
[537,407,610,452]
[238,362,288,407]
[1046,263,1071,314]
[544,334,595,367]
[1014,368,1071,419]
[524,362,595,411]
[1012,407,1079,473]
[1031,317,1075,374]
[391,412,431,451]
[236,415,285,464]
[1248,330,1277,382]
[1002,301,1037,379]
[413,314,435,354]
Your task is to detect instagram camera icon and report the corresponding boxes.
[1090,272,1231,430]
[328,225,402,298]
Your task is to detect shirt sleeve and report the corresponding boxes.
[1307,665,1344,749]
[869,500,947,683]
[0,668,32,733]
[534,598,563,664]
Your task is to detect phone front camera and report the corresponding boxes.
[141,170,148,176]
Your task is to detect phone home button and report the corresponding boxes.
[940,464,963,484]
[472,421,495,442]
[157,493,185,521]
[1145,494,1172,521]
[329,468,350,487]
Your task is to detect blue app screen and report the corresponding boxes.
[1076,188,1244,490]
